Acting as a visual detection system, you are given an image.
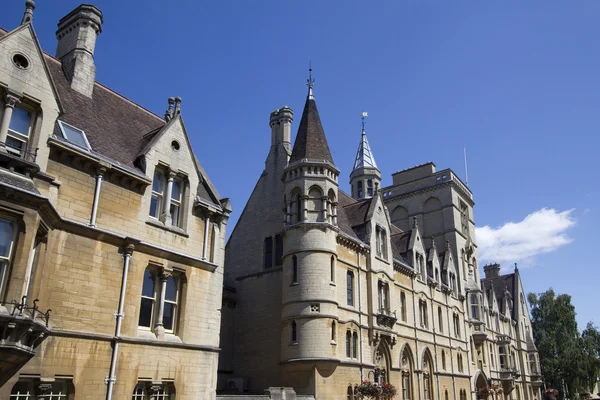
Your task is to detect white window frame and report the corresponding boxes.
[169,178,182,227]
[162,274,180,334]
[150,169,166,220]
[0,216,18,300]
[57,120,92,151]
[138,268,158,331]
[6,106,33,157]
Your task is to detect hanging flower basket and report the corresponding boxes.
[356,380,398,399]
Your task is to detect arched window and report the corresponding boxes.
[422,352,434,400]
[401,347,413,400]
[330,256,335,283]
[331,321,336,342]
[347,271,354,306]
[357,181,363,198]
[295,193,302,223]
[367,179,374,197]
[445,390,449,400]
[292,255,298,284]
[132,383,147,399]
[347,385,354,400]
[346,330,352,357]
[442,351,446,370]
[438,307,443,333]
[291,321,297,343]
[352,331,358,358]
[400,292,407,322]
[307,186,323,222]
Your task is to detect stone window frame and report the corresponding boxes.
[346,270,354,307]
[438,307,444,334]
[352,331,358,358]
[377,280,390,314]
[10,378,74,400]
[0,211,21,301]
[419,300,428,329]
[132,381,176,400]
[400,291,407,322]
[148,165,189,231]
[1,92,39,160]
[375,225,388,261]
[137,266,186,336]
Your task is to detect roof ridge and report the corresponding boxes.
[44,55,165,124]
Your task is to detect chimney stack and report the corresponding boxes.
[55,4,103,98]
[483,263,501,279]
[269,106,293,147]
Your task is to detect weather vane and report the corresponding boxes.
[307,62,314,98]
[361,111,368,133]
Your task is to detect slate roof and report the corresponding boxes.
[289,95,334,164]
[0,26,221,206]
[336,190,361,240]
[353,130,378,170]
[482,273,515,315]
[0,168,40,194]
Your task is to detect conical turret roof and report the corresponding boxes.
[289,93,334,165]
[353,129,378,170]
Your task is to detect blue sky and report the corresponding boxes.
[2,1,598,329]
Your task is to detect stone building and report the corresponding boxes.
[219,73,541,400]
[0,2,230,399]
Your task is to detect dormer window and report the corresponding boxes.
[6,106,32,156]
[57,120,91,150]
[149,167,187,229]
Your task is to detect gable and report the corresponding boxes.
[0,24,61,112]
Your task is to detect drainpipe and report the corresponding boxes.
[357,247,364,380]
[89,167,105,227]
[202,213,211,260]
[106,243,134,400]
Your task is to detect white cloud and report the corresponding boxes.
[475,208,576,266]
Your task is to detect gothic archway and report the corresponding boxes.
[422,348,435,400]
[373,340,391,383]
[400,344,414,400]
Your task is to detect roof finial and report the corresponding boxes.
[21,0,35,25]
[413,216,418,228]
[307,61,315,99]
[514,262,518,272]
[361,111,368,135]
[164,97,175,121]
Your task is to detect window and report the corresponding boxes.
[346,330,352,357]
[291,321,297,343]
[347,386,354,400]
[453,313,461,338]
[170,179,182,226]
[529,353,538,374]
[295,194,302,223]
[0,218,16,298]
[442,351,446,370]
[378,281,389,313]
[162,274,180,332]
[445,390,449,400]
[11,380,70,400]
[138,268,182,334]
[376,226,388,260]
[457,354,463,372]
[330,256,335,282]
[331,321,336,342]
[438,307,443,333]
[264,237,273,269]
[139,268,157,328]
[57,120,91,150]
[275,234,283,266]
[292,255,298,284]
[149,168,186,227]
[347,271,354,306]
[471,294,480,320]
[460,202,469,237]
[419,300,428,328]
[449,273,457,295]
[499,346,507,369]
[367,179,373,197]
[400,292,407,322]
[402,374,410,400]
[132,382,175,400]
[150,170,165,219]
[416,254,425,281]
[490,344,495,368]
[352,331,358,358]
[6,106,32,156]
[357,181,363,198]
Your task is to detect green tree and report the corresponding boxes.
[580,323,600,395]
[528,289,583,399]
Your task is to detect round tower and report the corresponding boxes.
[280,71,341,370]
[350,112,381,200]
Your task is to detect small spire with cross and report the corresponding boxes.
[307,62,315,99]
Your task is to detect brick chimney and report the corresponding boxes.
[483,263,501,279]
[55,4,103,98]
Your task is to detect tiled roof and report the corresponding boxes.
[289,96,334,164]
[45,56,165,170]
[337,190,360,240]
[353,130,378,170]
[342,198,372,228]
[482,273,515,315]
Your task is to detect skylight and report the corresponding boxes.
[57,120,91,150]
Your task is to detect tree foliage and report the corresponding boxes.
[528,289,600,399]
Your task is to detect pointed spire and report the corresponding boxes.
[352,111,378,170]
[289,66,334,164]
[21,0,35,25]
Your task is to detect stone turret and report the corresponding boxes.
[280,70,340,370]
[350,113,381,200]
[55,4,103,97]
